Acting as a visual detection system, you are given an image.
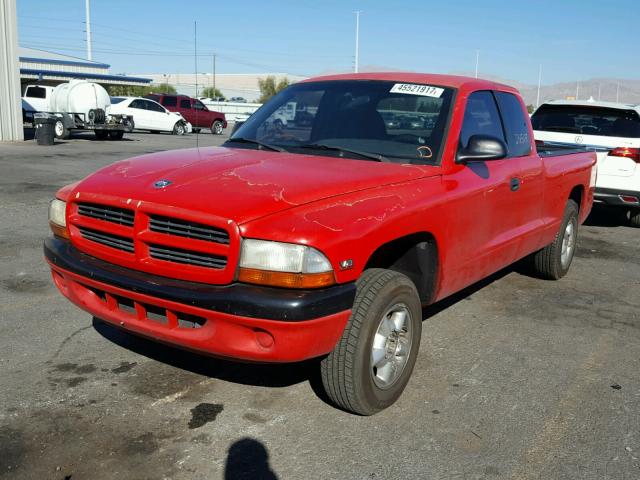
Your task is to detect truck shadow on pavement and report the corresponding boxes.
[92,265,523,409]
[92,318,318,388]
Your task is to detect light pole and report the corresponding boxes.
[212,53,217,98]
[354,11,361,73]
[474,50,479,78]
[85,0,92,61]
[536,64,542,108]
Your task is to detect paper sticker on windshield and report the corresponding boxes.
[390,83,444,98]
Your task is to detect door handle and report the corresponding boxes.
[510,177,520,192]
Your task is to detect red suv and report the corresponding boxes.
[146,94,227,134]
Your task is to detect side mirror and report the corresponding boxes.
[456,135,507,164]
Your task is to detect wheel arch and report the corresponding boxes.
[363,232,439,304]
[569,185,584,213]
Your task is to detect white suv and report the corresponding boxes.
[532,100,640,227]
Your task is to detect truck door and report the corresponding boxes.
[192,99,209,128]
[179,97,195,126]
[494,91,544,257]
[445,90,523,289]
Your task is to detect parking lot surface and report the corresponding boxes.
[1,131,639,480]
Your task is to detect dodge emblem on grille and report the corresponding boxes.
[153,179,172,189]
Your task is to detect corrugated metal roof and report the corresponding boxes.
[18,46,109,68]
[20,68,152,85]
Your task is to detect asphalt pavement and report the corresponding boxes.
[1,130,639,480]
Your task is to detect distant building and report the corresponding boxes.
[18,46,151,92]
[137,73,307,101]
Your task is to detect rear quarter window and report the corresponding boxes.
[163,96,178,107]
[495,92,531,156]
[180,99,191,109]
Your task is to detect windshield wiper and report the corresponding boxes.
[297,143,389,162]
[225,137,287,152]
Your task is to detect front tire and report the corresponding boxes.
[173,122,186,136]
[630,208,640,228]
[530,199,579,279]
[320,269,422,415]
[211,120,224,135]
[108,130,124,140]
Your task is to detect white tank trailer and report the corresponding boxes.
[23,80,133,140]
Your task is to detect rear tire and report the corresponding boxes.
[530,199,579,279]
[320,269,422,415]
[630,208,640,228]
[108,130,124,140]
[94,130,109,140]
[211,120,224,135]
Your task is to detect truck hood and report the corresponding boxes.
[73,146,439,224]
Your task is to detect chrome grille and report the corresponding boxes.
[78,202,135,227]
[79,226,134,253]
[149,215,230,244]
[148,244,227,269]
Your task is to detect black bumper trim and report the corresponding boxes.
[594,187,640,207]
[44,237,355,322]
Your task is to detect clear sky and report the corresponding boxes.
[16,0,640,85]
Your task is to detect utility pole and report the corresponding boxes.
[616,82,620,103]
[576,81,579,100]
[598,83,601,101]
[474,50,479,78]
[536,64,542,108]
[212,53,216,98]
[85,0,92,61]
[354,11,361,73]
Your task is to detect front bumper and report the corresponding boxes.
[594,187,640,208]
[45,238,354,362]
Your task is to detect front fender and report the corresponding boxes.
[239,176,447,284]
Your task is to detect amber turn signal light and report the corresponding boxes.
[238,267,335,289]
[49,221,70,240]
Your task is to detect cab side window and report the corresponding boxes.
[494,92,531,157]
[180,99,191,109]
[459,91,505,149]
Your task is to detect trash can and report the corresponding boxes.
[34,114,56,146]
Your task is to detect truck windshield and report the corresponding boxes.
[532,104,640,138]
[227,80,455,164]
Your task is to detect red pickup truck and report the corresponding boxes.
[145,94,227,134]
[46,73,596,415]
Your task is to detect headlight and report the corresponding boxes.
[49,199,69,239]
[238,239,334,289]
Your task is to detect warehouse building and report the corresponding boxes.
[139,72,306,101]
[18,46,152,91]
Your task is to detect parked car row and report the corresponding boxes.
[109,97,191,135]
[145,94,227,134]
[21,80,228,140]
